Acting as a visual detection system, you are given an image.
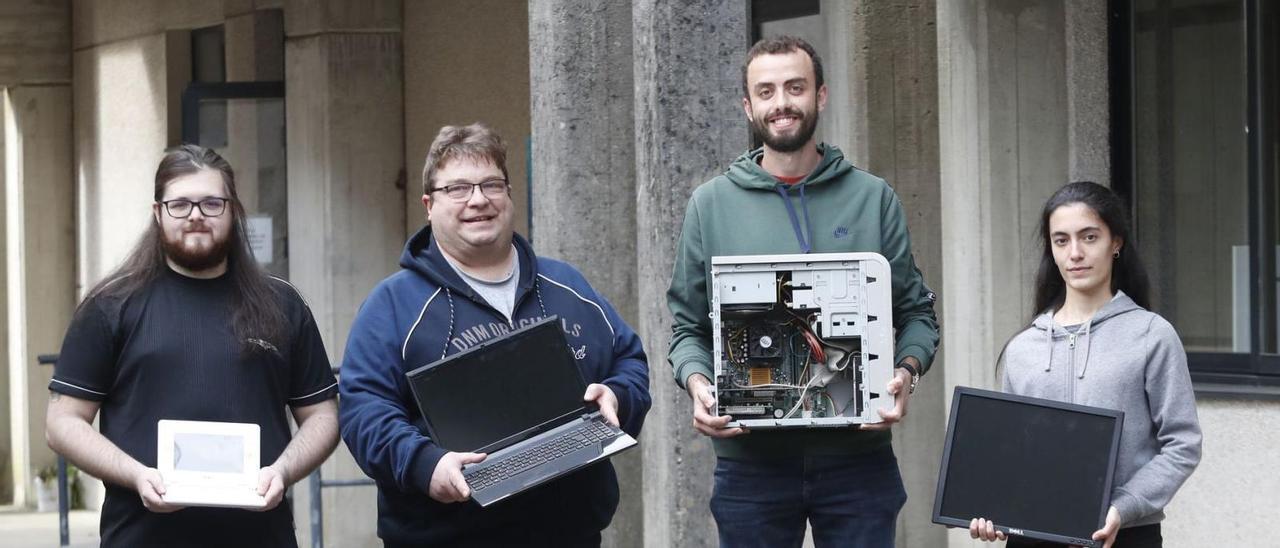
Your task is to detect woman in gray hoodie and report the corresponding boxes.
[970,182,1202,548]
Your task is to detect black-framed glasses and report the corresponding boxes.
[429,179,510,202]
[160,197,231,218]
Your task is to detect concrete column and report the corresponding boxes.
[937,3,1074,545]
[633,2,748,546]
[1,0,73,509]
[0,87,8,505]
[74,33,172,289]
[3,85,75,508]
[284,1,403,544]
[1064,0,1110,185]
[823,2,948,546]
[528,2,639,546]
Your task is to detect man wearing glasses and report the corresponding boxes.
[339,123,650,547]
[46,145,339,547]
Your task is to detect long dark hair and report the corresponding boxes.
[1031,181,1151,316]
[82,144,286,349]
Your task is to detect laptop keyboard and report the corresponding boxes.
[466,420,616,491]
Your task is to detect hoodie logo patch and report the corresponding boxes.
[573,345,587,360]
[833,226,850,239]
[447,317,587,354]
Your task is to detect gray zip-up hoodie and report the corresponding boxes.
[1001,291,1202,528]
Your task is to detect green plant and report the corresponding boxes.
[66,464,83,510]
[35,464,56,483]
[33,463,84,509]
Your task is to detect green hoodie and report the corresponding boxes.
[666,144,940,459]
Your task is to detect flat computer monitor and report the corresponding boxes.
[932,386,1124,547]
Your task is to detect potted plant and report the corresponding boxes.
[33,463,82,512]
[33,465,58,512]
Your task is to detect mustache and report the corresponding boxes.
[766,107,805,120]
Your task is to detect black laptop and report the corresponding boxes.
[406,315,637,507]
[932,386,1124,547]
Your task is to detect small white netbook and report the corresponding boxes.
[157,420,267,509]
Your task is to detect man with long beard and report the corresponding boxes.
[46,145,339,547]
[666,36,940,547]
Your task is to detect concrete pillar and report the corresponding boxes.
[937,2,1081,544]
[1064,0,1110,185]
[633,2,748,546]
[74,33,173,288]
[3,85,75,509]
[403,0,530,239]
[1,0,74,508]
[284,1,403,545]
[822,2,948,546]
[528,2,638,546]
[0,0,74,509]
[0,87,8,505]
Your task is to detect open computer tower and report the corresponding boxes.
[711,252,894,428]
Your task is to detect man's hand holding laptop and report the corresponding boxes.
[583,383,619,427]
[135,466,183,513]
[426,382,620,504]
[429,451,487,503]
[252,464,288,511]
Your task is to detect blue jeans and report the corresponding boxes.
[710,446,908,548]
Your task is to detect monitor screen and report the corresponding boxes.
[933,387,1123,546]
[408,317,587,453]
[173,433,245,473]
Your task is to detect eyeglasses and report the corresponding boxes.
[160,197,231,218]
[429,179,510,202]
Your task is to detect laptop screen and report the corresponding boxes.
[933,387,1123,546]
[408,316,587,453]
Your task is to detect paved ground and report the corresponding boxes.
[0,508,100,547]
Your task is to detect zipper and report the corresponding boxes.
[1066,332,1077,403]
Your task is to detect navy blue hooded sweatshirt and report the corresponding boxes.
[339,226,651,545]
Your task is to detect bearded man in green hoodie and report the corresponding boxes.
[666,35,940,548]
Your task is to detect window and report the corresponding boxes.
[181,12,290,278]
[1112,0,1280,391]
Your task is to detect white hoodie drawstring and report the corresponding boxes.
[1044,319,1055,372]
[439,289,456,360]
[1076,316,1095,379]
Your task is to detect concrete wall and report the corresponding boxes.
[528,1,640,546]
[827,2,948,546]
[936,2,1088,544]
[403,0,530,239]
[4,84,75,509]
[937,0,1072,396]
[1164,397,1280,546]
[21,4,1276,548]
[284,1,405,545]
[0,0,72,509]
[0,86,7,505]
[633,1,749,546]
[73,31,171,289]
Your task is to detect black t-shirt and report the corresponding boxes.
[50,267,337,548]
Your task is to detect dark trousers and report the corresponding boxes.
[709,446,908,548]
[1006,523,1162,548]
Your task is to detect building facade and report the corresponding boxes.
[1,1,1275,546]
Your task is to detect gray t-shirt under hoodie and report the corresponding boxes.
[444,250,519,322]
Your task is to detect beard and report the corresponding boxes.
[750,104,820,153]
[163,224,232,272]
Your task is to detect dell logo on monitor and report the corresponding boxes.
[1007,528,1024,536]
